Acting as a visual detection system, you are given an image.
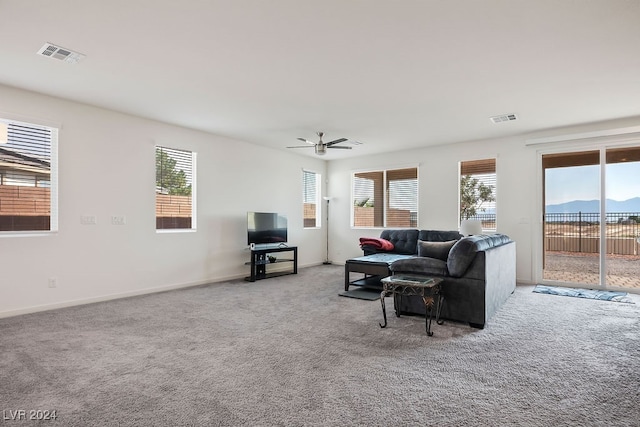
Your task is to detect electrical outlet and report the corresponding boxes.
[80,215,97,225]
[48,278,57,288]
[111,215,126,225]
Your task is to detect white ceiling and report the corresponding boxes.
[1,0,639,159]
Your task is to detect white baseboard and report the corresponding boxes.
[0,273,246,319]
[0,264,334,319]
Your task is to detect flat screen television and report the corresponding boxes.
[247,212,288,246]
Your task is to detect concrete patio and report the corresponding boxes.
[544,251,640,289]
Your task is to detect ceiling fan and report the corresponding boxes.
[287,131,352,156]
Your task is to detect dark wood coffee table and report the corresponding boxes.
[379,274,444,336]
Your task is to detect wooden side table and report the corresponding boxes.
[379,275,444,336]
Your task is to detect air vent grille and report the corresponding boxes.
[490,114,517,124]
[37,43,85,63]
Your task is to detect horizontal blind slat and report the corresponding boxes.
[461,159,496,175]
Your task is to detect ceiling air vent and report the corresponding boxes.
[490,113,517,124]
[37,43,85,63]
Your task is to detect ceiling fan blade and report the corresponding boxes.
[297,137,315,145]
[327,145,352,150]
[325,138,348,147]
[287,145,314,148]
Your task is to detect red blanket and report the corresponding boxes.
[359,237,394,251]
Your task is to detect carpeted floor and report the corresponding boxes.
[1,265,639,426]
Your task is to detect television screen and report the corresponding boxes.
[247,212,288,245]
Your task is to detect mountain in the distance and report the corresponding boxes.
[546,197,640,213]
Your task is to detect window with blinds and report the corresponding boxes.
[0,119,57,232]
[460,158,496,230]
[303,170,321,228]
[352,167,418,228]
[155,146,196,230]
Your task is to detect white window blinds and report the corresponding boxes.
[155,146,196,230]
[0,119,57,232]
[303,170,320,228]
[353,167,418,228]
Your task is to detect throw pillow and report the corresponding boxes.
[359,237,394,251]
[417,240,457,261]
[447,238,478,277]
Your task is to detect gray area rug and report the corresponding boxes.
[1,265,639,426]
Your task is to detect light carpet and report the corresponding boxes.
[1,265,639,426]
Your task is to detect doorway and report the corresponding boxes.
[542,147,640,290]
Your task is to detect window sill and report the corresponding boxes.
[156,229,197,234]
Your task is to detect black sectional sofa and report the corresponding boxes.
[350,229,516,328]
[345,229,462,291]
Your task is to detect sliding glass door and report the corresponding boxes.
[542,147,640,290]
[543,151,601,285]
[605,147,640,289]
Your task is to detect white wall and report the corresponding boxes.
[326,117,640,285]
[0,84,327,317]
[3,83,639,316]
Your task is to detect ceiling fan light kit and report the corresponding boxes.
[287,131,354,156]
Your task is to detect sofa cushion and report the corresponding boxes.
[359,237,394,251]
[418,230,463,242]
[390,257,448,276]
[379,229,420,255]
[447,239,478,277]
[417,240,457,261]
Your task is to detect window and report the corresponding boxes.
[0,119,57,233]
[155,146,196,230]
[303,170,321,228]
[352,167,418,228]
[459,158,496,231]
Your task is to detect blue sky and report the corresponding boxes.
[546,162,640,205]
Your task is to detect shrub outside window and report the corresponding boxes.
[459,158,496,231]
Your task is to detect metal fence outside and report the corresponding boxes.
[466,212,640,255]
[467,213,496,231]
[545,212,640,255]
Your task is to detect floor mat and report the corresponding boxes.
[533,285,635,304]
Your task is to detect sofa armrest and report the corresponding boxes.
[447,234,513,277]
[482,241,516,321]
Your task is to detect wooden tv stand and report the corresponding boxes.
[245,246,297,282]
